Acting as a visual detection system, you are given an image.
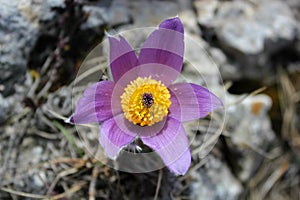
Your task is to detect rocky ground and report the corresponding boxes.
[0,0,299,199]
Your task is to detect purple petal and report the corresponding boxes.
[167,146,191,175]
[138,18,184,84]
[100,117,135,159]
[117,63,180,88]
[159,17,184,34]
[70,81,117,124]
[110,63,180,99]
[109,35,138,81]
[141,118,191,175]
[168,83,223,122]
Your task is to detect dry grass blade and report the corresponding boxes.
[0,130,16,182]
[192,130,220,157]
[258,160,289,199]
[153,169,163,200]
[89,164,101,200]
[51,181,86,200]
[278,69,300,155]
[37,69,57,99]
[49,157,86,167]
[0,187,48,199]
[27,76,41,98]
[188,157,208,175]
[226,86,267,107]
[52,120,84,156]
[244,142,281,160]
[88,148,105,200]
[46,109,68,121]
[46,167,79,196]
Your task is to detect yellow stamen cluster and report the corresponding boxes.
[121,77,171,126]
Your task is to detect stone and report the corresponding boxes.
[194,0,299,80]
[0,95,10,124]
[225,94,276,181]
[194,0,219,27]
[0,82,26,124]
[190,155,243,200]
[32,171,46,187]
[108,0,198,29]
[0,0,38,96]
[286,0,300,21]
[209,47,241,80]
[81,5,108,30]
[0,0,66,96]
[180,10,201,35]
[107,2,130,27]
[39,0,65,21]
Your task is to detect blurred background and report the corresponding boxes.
[0,0,299,199]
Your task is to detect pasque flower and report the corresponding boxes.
[69,17,223,175]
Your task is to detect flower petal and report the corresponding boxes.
[159,17,184,34]
[141,118,191,175]
[167,145,191,175]
[169,83,223,122]
[138,17,184,84]
[115,63,180,88]
[100,116,135,159]
[70,81,117,124]
[109,35,138,81]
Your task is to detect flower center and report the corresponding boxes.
[142,93,154,108]
[120,77,171,126]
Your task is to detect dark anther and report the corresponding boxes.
[142,93,154,108]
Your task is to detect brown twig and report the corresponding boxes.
[88,164,101,200]
[259,159,290,199]
[226,86,267,107]
[51,181,86,200]
[46,167,79,196]
[0,187,48,199]
[0,130,16,184]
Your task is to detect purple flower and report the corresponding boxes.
[69,17,223,175]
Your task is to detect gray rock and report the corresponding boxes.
[32,171,47,188]
[194,0,219,27]
[0,73,33,125]
[190,155,243,200]
[216,0,296,53]
[0,0,66,96]
[0,0,38,96]
[225,94,275,181]
[194,0,298,80]
[286,0,300,21]
[180,10,201,35]
[209,47,241,80]
[0,95,10,124]
[39,0,65,21]
[108,1,131,27]
[108,0,189,28]
[81,5,108,30]
[43,0,64,9]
